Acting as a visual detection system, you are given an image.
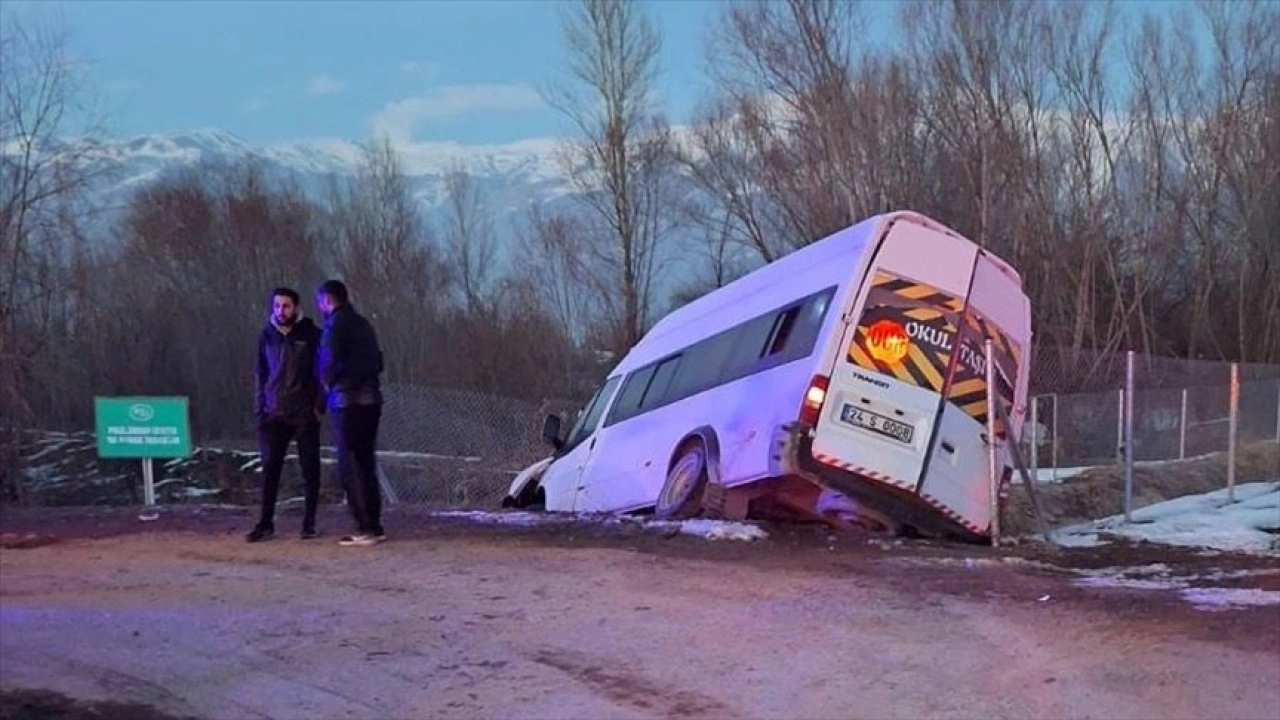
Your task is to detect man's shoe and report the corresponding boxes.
[338,534,385,547]
[245,526,274,542]
[300,527,319,540]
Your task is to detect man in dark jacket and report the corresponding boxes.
[247,287,324,542]
[315,279,387,546]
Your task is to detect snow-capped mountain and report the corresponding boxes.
[83,128,581,228]
[49,127,721,305]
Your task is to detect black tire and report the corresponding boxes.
[656,440,709,520]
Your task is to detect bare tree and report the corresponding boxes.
[544,0,682,353]
[512,202,594,345]
[325,138,448,383]
[441,160,499,313]
[0,9,109,498]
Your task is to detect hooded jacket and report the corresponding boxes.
[317,302,384,410]
[254,314,323,423]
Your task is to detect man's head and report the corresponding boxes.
[315,279,349,319]
[270,287,301,327]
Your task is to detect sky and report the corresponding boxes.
[2,0,742,146]
[2,0,1205,148]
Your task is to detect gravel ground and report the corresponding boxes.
[1,505,1278,720]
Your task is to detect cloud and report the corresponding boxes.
[241,92,270,114]
[369,84,543,143]
[400,61,439,77]
[307,74,345,97]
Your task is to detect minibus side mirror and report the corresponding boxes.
[541,414,563,450]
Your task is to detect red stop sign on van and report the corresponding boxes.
[867,319,910,364]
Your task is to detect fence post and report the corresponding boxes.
[1124,350,1135,523]
[1179,388,1188,460]
[1227,363,1239,503]
[1116,388,1125,462]
[985,339,1000,546]
[1029,395,1039,484]
[1274,379,1279,445]
[1051,393,1059,483]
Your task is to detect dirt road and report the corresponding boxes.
[2,506,1278,720]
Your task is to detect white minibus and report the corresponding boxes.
[503,210,1031,542]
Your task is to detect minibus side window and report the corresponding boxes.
[562,375,621,452]
[643,355,682,409]
[775,287,834,360]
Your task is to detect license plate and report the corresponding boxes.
[840,404,915,444]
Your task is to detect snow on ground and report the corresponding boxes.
[1070,562,1280,612]
[1053,481,1280,556]
[1009,466,1092,484]
[431,509,769,541]
[1178,588,1280,612]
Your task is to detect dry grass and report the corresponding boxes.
[1003,440,1280,536]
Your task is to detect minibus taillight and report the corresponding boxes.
[799,374,829,426]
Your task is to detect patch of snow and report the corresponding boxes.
[1071,563,1280,611]
[181,487,222,498]
[666,519,768,541]
[429,510,768,541]
[1178,587,1280,612]
[1050,531,1103,548]
[21,437,80,461]
[1078,576,1187,591]
[1009,466,1093,484]
[433,510,556,527]
[1056,481,1280,556]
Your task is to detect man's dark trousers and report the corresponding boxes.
[257,415,322,532]
[332,404,383,536]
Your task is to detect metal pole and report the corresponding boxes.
[1227,363,1239,503]
[985,339,1000,546]
[143,458,155,506]
[1179,388,1188,460]
[1051,393,1059,483]
[1116,388,1125,462]
[1274,379,1279,445]
[1029,395,1039,484]
[139,459,158,522]
[1123,350,1135,523]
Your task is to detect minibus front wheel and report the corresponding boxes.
[656,440,709,520]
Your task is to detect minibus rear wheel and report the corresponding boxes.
[656,440,708,520]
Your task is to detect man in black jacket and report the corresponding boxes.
[315,279,387,546]
[247,287,324,542]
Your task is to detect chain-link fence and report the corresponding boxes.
[370,385,581,508]
[1003,349,1280,537]
[1015,350,1280,475]
[12,348,1280,541]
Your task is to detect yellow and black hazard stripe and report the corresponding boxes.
[846,271,963,394]
[946,315,1018,435]
[960,311,1021,370]
[870,271,966,313]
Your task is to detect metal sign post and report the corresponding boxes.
[94,396,191,521]
[1123,351,1135,523]
[1227,363,1239,503]
[1179,388,1188,460]
[1051,393,1059,483]
[1274,380,1279,445]
[1029,396,1039,483]
[984,339,1000,546]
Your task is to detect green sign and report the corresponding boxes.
[94,396,192,459]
